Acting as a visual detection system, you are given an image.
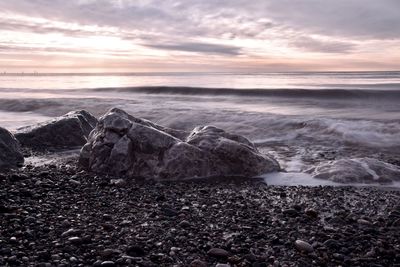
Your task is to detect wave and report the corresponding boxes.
[90,86,400,99]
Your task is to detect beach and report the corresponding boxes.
[1,72,400,266]
[1,163,400,266]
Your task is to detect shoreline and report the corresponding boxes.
[1,163,399,266]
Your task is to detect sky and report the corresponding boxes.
[0,0,399,72]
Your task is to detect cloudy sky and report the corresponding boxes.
[1,0,399,72]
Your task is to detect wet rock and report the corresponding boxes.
[79,108,280,180]
[311,158,400,184]
[208,248,230,258]
[0,127,24,170]
[15,110,97,150]
[294,240,314,253]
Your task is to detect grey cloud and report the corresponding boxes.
[263,0,400,39]
[144,42,242,55]
[291,37,355,53]
[0,0,399,56]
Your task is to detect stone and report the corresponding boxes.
[208,248,230,258]
[190,259,207,267]
[100,261,116,267]
[178,220,191,228]
[79,108,280,180]
[61,228,80,237]
[294,240,314,253]
[305,209,319,218]
[310,158,400,184]
[68,236,82,244]
[15,110,97,149]
[126,245,146,257]
[0,127,24,170]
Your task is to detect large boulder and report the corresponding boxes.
[0,127,24,170]
[310,158,400,184]
[79,108,280,180]
[15,110,98,150]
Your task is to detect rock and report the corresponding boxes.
[61,228,80,237]
[15,110,97,149]
[162,206,179,217]
[178,220,191,228]
[79,108,280,180]
[294,240,314,253]
[283,209,299,217]
[305,209,319,218]
[0,127,24,170]
[190,259,207,267]
[126,245,146,257]
[310,158,400,184]
[357,219,372,225]
[68,236,82,244]
[100,261,116,267]
[208,248,230,258]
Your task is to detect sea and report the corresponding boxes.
[1,71,399,187]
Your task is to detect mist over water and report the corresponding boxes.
[0,71,399,187]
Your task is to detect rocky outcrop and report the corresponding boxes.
[15,110,97,150]
[0,127,24,170]
[79,108,280,180]
[310,158,400,184]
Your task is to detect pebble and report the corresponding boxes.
[67,237,82,244]
[305,209,319,218]
[178,220,191,228]
[357,219,372,225]
[190,259,207,267]
[100,261,116,267]
[61,228,80,237]
[126,245,146,257]
[294,240,314,253]
[208,248,230,258]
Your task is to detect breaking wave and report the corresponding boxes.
[91,86,400,99]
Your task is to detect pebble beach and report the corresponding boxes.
[1,161,399,267]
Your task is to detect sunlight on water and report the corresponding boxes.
[0,71,399,90]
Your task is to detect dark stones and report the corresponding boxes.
[0,127,24,170]
[15,110,97,150]
[79,108,280,180]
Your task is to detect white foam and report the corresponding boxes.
[261,172,340,186]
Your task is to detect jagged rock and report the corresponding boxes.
[0,127,24,170]
[310,158,400,184]
[79,108,280,180]
[15,110,97,149]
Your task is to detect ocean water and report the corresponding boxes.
[0,71,399,186]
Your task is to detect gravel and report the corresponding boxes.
[0,162,399,266]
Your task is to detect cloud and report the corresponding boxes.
[144,42,242,55]
[0,0,400,71]
[263,0,400,39]
[290,37,355,53]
